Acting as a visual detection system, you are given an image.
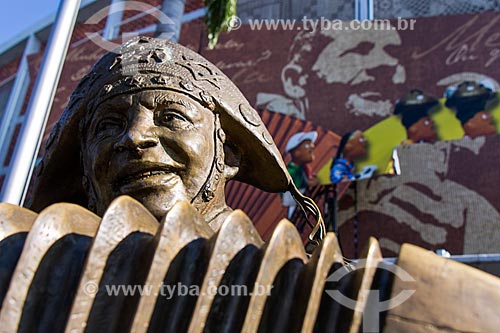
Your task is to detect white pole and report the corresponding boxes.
[0,35,41,166]
[0,0,82,205]
[103,0,125,40]
[367,0,374,20]
[156,0,185,42]
[355,0,374,20]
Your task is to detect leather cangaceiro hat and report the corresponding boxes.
[28,37,324,239]
[445,80,497,124]
[445,80,496,108]
[394,89,439,129]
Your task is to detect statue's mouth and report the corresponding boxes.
[117,169,171,183]
[112,163,181,193]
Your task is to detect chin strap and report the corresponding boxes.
[191,113,224,208]
[288,183,326,242]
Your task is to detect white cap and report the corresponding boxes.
[285,131,318,153]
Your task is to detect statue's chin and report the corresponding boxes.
[105,186,190,221]
[138,191,189,221]
[110,174,189,220]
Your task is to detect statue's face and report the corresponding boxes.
[463,111,496,139]
[83,89,215,219]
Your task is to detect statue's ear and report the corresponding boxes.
[223,141,240,179]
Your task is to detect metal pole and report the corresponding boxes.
[156,0,185,42]
[103,0,125,40]
[367,0,374,20]
[0,35,41,165]
[355,0,374,20]
[0,0,81,205]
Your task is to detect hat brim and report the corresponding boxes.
[285,131,318,153]
[445,92,496,108]
[217,99,290,193]
[394,100,438,115]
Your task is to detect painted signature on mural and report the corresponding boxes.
[230,68,272,85]
[210,39,245,52]
[215,50,272,70]
[412,14,500,68]
[66,47,105,63]
[487,48,500,67]
[215,50,273,86]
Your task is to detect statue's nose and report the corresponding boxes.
[113,116,158,153]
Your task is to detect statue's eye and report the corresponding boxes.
[95,117,125,134]
[155,109,191,129]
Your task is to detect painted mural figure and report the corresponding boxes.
[281,131,319,218]
[330,130,374,184]
[445,80,497,139]
[255,32,315,120]
[387,89,440,174]
[394,89,439,145]
[255,27,406,126]
[342,85,500,254]
[28,36,324,236]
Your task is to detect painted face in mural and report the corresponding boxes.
[270,28,406,130]
[343,130,367,161]
[313,27,406,118]
[407,116,438,143]
[290,139,315,166]
[463,111,496,139]
[282,34,314,100]
[256,31,316,120]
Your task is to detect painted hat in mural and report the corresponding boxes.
[28,37,324,238]
[445,80,497,124]
[394,89,439,129]
[285,131,318,153]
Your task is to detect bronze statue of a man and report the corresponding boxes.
[29,36,323,234]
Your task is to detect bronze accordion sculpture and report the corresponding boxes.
[1,198,500,332]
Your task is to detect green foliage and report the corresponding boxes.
[204,0,238,49]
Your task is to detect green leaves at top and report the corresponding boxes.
[205,0,238,49]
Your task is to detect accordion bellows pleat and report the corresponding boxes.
[1,196,500,333]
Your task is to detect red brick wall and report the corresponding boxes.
[0,59,20,83]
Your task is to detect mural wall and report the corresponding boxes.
[31,11,500,155]
[189,11,500,136]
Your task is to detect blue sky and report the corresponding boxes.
[0,0,60,47]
